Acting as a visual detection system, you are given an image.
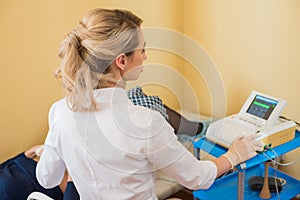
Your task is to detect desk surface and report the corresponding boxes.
[193,130,300,169]
[193,130,300,200]
[193,163,300,200]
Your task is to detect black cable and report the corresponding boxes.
[279,116,300,126]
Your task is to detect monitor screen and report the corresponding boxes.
[246,95,278,120]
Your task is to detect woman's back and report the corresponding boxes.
[37,88,177,199]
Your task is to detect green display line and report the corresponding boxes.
[254,101,269,109]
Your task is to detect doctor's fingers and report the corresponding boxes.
[250,140,265,151]
[245,133,263,141]
[233,133,246,142]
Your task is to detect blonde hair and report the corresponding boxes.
[55,8,143,111]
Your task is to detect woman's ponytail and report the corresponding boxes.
[54,8,143,111]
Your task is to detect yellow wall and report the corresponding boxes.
[1,0,300,179]
[0,0,184,161]
[184,0,300,121]
[183,0,300,179]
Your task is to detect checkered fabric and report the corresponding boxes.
[127,86,169,120]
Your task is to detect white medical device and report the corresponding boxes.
[206,91,296,148]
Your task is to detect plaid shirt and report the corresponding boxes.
[127,86,169,120]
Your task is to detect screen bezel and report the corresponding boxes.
[238,91,287,127]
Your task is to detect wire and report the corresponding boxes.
[270,154,280,200]
[262,149,300,166]
[279,115,300,132]
[220,168,234,178]
[264,148,280,199]
[272,163,280,200]
[261,148,300,199]
[279,116,300,127]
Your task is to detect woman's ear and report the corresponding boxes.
[115,53,127,71]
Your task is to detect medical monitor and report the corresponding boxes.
[238,91,287,127]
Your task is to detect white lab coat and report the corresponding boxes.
[36,87,217,200]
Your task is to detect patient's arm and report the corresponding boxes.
[24,145,43,159]
[165,105,203,136]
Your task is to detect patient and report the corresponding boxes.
[128,86,208,138]
[0,145,79,200]
[0,87,206,200]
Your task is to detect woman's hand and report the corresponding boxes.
[223,134,264,168]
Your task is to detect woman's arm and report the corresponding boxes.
[147,113,264,190]
[36,145,66,189]
[24,145,43,160]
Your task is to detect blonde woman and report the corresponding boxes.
[36,8,263,200]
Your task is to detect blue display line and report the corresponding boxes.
[256,95,278,105]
